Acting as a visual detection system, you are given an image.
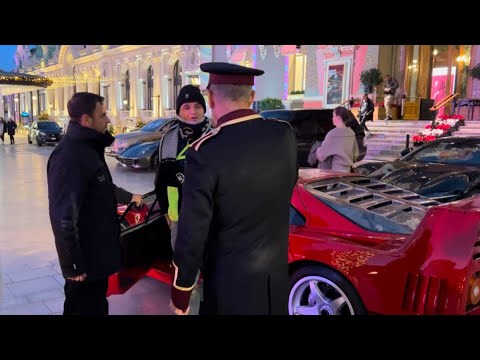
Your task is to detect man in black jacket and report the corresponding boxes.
[47,92,143,315]
[357,93,374,136]
[170,62,298,315]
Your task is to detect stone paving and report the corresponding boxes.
[0,134,174,315]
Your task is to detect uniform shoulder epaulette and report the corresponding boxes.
[191,127,222,151]
[264,117,293,130]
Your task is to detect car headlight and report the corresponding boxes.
[39,132,46,136]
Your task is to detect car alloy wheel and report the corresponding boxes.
[289,265,366,315]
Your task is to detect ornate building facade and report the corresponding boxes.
[7,44,480,126]
[8,45,211,128]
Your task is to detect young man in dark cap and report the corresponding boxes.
[154,85,211,313]
[170,62,298,315]
[155,84,211,247]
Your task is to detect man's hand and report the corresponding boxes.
[131,194,143,206]
[68,273,87,282]
[169,300,190,315]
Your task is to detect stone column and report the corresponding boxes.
[152,53,163,117]
[128,58,139,118]
[55,87,61,116]
[64,85,72,111]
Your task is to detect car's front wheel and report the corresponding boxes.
[289,265,366,315]
[151,151,159,170]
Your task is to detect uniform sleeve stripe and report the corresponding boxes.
[193,131,218,151]
[192,115,263,151]
[172,261,196,291]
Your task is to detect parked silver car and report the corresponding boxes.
[105,117,174,159]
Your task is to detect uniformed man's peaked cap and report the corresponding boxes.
[200,62,264,87]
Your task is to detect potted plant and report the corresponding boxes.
[37,111,49,120]
[469,63,480,80]
[360,68,383,94]
[258,98,285,111]
[107,123,116,135]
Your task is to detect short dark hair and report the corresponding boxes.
[333,106,349,125]
[67,92,104,123]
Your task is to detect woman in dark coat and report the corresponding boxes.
[7,118,17,144]
[0,117,6,144]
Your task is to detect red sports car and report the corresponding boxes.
[109,169,480,315]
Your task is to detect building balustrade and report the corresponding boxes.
[140,110,154,118]
[165,109,176,118]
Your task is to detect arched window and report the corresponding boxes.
[125,70,130,110]
[147,66,153,110]
[173,60,182,102]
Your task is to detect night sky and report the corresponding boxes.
[0,45,17,71]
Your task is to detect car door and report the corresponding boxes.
[107,191,172,296]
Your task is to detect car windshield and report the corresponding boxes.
[38,122,61,130]
[407,139,480,166]
[306,177,438,234]
[139,119,170,132]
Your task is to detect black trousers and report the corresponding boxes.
[63,278,109,315]
[9,134,14,144]
[359,116,370,132]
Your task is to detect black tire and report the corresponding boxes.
[36,136,42,146]
[289,264,367,315]
[151,151,159,170]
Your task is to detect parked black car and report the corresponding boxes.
[260,108,366,167]
[28,120,63,146]
[354,136,480,202]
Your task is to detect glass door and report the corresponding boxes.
[430,45,471,114]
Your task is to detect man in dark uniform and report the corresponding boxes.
[170,62,298,315]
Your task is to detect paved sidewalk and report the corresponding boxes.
[0,140,173,315]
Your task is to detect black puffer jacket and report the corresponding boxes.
[47,122,132,280]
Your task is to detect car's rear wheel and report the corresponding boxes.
[289,265,366,315]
